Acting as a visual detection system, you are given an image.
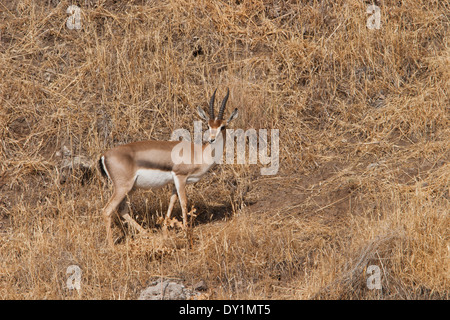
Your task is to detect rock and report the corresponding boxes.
[58,152,94,184]
[139,279,186,300]
[367,162,379,169]
[60,155,91,171]
[193,280,207,292]
[138,279,203,300]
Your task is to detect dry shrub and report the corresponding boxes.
[0,0,448,299]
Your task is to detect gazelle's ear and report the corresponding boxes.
[197,106,209,121]
[227,108,238,124]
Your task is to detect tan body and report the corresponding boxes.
[99,89,238,247]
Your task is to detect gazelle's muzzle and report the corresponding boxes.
[208,128,220,144]
[208,133,217,144]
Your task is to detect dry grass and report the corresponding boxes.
[0,0,448,299]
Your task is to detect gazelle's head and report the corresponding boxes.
[197,88,238,144]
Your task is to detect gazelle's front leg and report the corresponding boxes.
[173,174,188,228]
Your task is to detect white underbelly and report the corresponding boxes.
[134,169,173,189]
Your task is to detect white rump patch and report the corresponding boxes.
[101,156,112,181]
[134,169,173,189]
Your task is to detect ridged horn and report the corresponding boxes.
[217,88,229,120]
[209,88,217,119]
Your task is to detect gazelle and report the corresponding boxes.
[98,88,238,247]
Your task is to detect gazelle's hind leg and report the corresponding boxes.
[102,187,130,247]
[118,190,146,235]
[102,177,141,247]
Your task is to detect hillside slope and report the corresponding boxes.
[0,0,448,299]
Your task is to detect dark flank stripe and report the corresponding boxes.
[136,160,173,172]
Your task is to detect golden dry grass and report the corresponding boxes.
[0,0,448,299]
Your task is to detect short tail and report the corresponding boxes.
[98,156,108,179]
